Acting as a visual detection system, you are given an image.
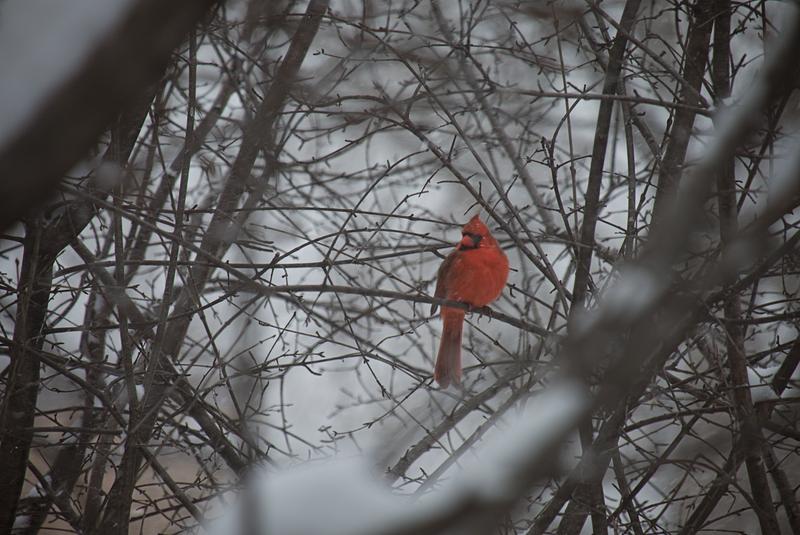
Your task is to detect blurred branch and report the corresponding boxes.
[650,0,715,227]
[96,2,330,532]
[0,227,53,533]
[0,0,219,231]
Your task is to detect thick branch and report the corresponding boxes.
[0,0,219,231]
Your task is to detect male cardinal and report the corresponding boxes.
[431,215,509,387]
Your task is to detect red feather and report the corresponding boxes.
[432,215,509,387]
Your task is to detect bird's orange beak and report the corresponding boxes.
[458,233,481,249]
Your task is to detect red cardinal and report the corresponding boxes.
[432,215,509,388]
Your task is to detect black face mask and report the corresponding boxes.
[458,232,482,250]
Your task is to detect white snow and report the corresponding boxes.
[12,514,31,530]
[95,161,124,190]
[602,266,666,321]
[573,265,667,337]
[207,381,591,535]
[451,381,590,503]
[216,459,424,535]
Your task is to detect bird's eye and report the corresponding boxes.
[462,232,482,244]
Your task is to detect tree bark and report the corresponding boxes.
[0,226,54,533]
[650,0,715,227]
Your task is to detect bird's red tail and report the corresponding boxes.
[434,311,464,388]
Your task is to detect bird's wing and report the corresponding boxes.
[431,252,458,315]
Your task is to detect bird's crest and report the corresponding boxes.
[462,214,490,236]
